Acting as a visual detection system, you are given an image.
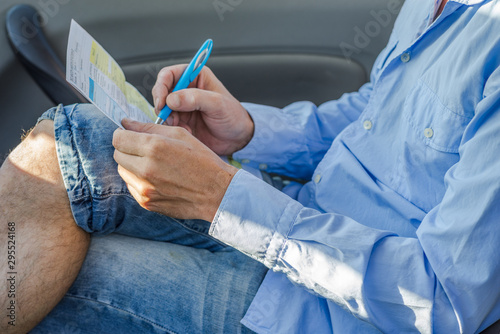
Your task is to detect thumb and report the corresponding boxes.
[167,89,224,116]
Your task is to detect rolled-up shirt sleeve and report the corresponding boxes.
[210,170,443,332]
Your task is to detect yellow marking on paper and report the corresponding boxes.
[90,41,126,94]
[125,83,157,121]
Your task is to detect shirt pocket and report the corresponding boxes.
[396,79,472,211]
[403,79,471,154]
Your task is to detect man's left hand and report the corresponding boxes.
[112,118,238,222]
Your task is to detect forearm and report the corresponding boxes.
[208,170,478,332]
[234,82,373,179]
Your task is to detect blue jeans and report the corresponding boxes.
[31,104,268,333]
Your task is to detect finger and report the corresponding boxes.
[165,111,179,126]
[177,122,193,135]
[121,118,168,136]
[113,149,146,176]
[117,163,141,188]
[121,118,192,144]
[152,64,189,112]
[117,164,150,206]
[113,128,146,156]
[166,89,226,115]
[177,108,194,125]
[163,109,193,134]
[152,82,168,113]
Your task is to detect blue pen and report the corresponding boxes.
[155,39,214,124]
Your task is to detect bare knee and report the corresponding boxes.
[3,120,62,185]
[0,119,90,332]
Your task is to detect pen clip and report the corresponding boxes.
[187,39,213,82]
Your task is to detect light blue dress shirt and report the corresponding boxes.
[210,0,500,332]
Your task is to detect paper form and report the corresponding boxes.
[66,20,157,128]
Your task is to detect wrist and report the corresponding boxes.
[235,110,255,152]
[203,164,239,222]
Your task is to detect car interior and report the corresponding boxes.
[0,0,499,332]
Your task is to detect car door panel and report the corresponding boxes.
[123,53,366,108]
[0,0,400,160]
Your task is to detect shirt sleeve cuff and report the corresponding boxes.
[233,103,283,166]
[209,169,303,268]
[233,102,304,171]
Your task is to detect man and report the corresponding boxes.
[1,0,499,332]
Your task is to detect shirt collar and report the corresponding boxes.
[433,0,488,20]
[448,0,489,5]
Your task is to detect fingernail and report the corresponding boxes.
[166,115,173,126]
[154,98,160,111]
[168,94,181,109]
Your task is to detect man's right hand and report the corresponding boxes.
[152,65,254,156]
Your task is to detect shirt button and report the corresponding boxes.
[314,174,322,184]
[401,52,411,63]
[241,159,250,164]
[424,128,434,138]
[259,163,268,170]
[363,120,373,130]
